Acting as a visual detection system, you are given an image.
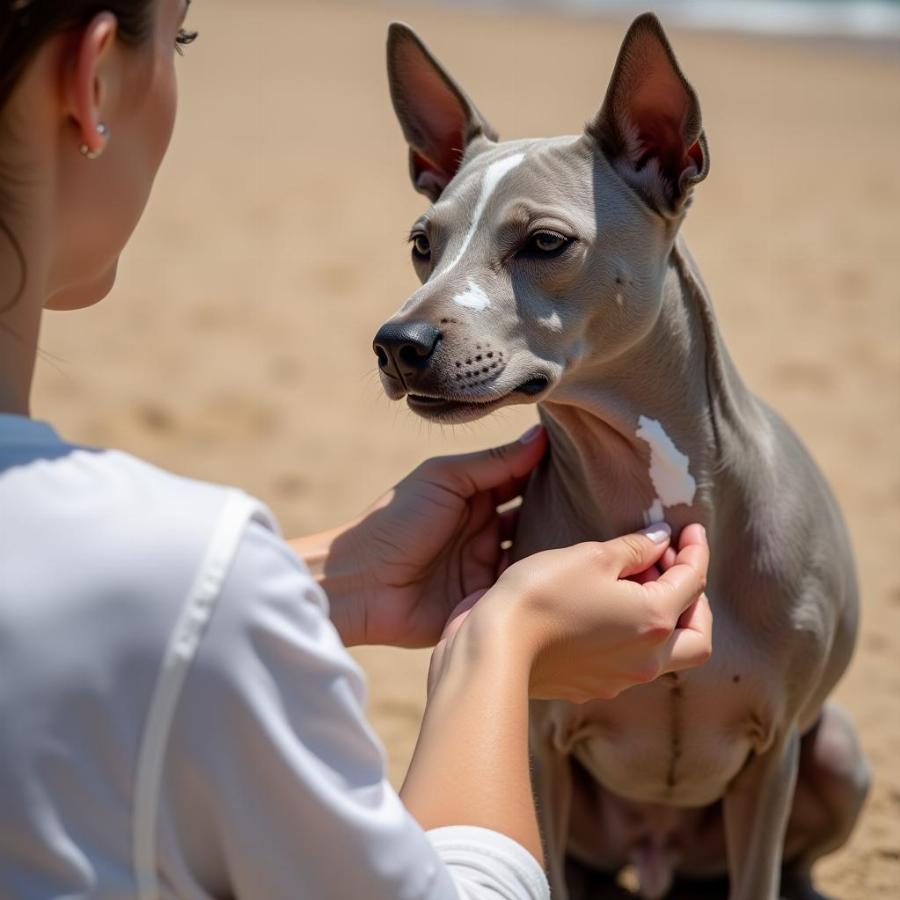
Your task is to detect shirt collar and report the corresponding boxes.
[0,414,63,447]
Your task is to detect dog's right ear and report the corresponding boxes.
[587,14,709,217]
[387,23,498,202]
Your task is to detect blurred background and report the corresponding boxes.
[31,0,899,895]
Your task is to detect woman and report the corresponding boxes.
[0,2,712,898]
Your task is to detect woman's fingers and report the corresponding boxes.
[423,426,547,499]
[645,525,709,615]
[675,588,709,631]
[659,545,678,572]
[627,563,662,586]
[677,523,707,552]
[602,523,672,578]
[642,525,712,675]
[659,594,713,672]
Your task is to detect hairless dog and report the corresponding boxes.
[373,15,869,899]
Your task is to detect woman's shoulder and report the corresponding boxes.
[0,419,282,619]
[4,442,241,545]
[0,420,336,720]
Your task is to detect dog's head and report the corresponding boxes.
[374,14,709,423]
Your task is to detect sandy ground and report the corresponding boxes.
[30,1,900,895]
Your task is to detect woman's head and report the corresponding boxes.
[0,0,195,311]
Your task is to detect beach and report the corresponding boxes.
[31,0,900,894]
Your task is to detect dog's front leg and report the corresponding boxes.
[529,705,574,900]
[723,728,801,900]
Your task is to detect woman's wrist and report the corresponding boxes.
[289,523,372,646]
[468,580,547,677]
[431,586,535,686]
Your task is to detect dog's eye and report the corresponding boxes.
[410,233,431,260]
[525,230,572,257]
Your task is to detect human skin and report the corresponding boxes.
[406,524,710,862]
[291,424,551,648]
[296,488,711,864]
[0,0,711,870]
[0,0,189,413]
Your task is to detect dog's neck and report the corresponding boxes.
[532,240,761,542]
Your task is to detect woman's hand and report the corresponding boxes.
[292,425,548,647]
[405,522,710,858]
[431,523,712,702]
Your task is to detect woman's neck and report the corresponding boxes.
[0,222,45,416]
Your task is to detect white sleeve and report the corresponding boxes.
[161,518,549,900]
[427,827,550,900]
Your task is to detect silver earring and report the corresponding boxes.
[79,122,109,160]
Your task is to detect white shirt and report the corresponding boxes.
[0,415,548,900]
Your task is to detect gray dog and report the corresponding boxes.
[373,15,869,900]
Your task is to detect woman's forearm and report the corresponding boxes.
[400,604,544,866]
[298,524,543,862]
[289,525,369,646]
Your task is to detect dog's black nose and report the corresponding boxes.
[373,321,441,381]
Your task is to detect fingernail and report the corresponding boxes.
[640,522,671,544]
[519,424,543,444]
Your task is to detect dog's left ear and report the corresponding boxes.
[387,23,498,202]
[588,13,709,217]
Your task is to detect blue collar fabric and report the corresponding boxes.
[0,415,63,447]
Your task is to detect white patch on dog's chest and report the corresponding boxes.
[635,416,697,525]
[453,279,490,311]
[538,310,563,331]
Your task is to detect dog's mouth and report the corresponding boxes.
[406,375,551,421]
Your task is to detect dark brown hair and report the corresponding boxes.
[1,1,156,112]
[0,1,158,315]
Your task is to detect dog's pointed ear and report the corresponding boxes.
[587,14,709,216]
[387,23,498,202]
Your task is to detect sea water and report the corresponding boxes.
[416,0,900,41]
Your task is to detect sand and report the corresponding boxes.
[30,1,900,895]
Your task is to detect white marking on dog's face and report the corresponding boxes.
[454,279,490,311]
[435,151,526,278]
[538,310,563,332]
[636,416,697,524]
[516,134,582,147]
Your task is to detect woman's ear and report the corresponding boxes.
[387,22,498,202]
[66,13,118,157]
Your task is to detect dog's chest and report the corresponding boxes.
[532,651,781,811]
[549,622,780,807]
[516,461,786,807]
